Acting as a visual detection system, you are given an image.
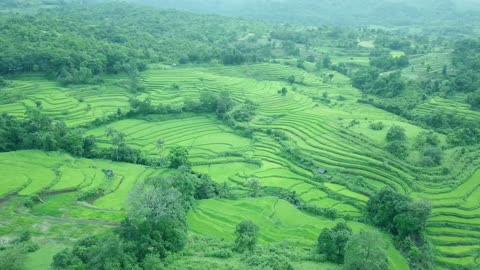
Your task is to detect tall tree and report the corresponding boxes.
[317,223,352,264]
[168,146,190,169]
[234,220,259,253]
[126,177,185,222]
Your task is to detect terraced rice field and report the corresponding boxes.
[86,115,252,160]
[2,62,480,269]
[403,51,454,80]
[0,74,131,126]
[421,170,480,269]
[0,150,156,213]
[137,64,480,269]
[415,96,480,122]
[188,196,409,270]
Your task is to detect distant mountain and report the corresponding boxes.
[128,0,480,27]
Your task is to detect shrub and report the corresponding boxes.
[207,249,232,258]
[421,147,443,166]
[287,75,295,84]
[0,247,26,270]
[386,141,408,159]
[76,187,106,202]
[369,122,385,131]
[324,208,338,219]
[245,252,294,270]
[278,87,288,96]
[415,131,439,147]
[21,195,40,208]
[231,104,256,122]
[386,125,406,142]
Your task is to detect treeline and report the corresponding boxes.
[0,110,91,156]
[130,91,257,134]
[0,109,144,165]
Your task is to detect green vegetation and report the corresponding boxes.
[344,231,389,270]
[233,220,259,253]
[0,232,39,270]
[1,1,480,270]
[50,173,199,269]
[317,223,352,264]
[367,188,432,269]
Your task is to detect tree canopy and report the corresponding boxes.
[317,223,353,264]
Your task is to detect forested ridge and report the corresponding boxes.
[0,2,270,84]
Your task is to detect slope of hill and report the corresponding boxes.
[1,2,480,270]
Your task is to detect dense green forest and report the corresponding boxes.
[1,1,480,270]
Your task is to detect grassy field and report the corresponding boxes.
[2,61,480,269]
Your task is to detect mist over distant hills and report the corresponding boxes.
[129,0,480,27]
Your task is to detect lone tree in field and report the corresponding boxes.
[127,177,185,222]
[317,222,352,264]
[287,75,296,84]
[246,177,262,197]
[168,146,190,169]
[155,138,165,151]
[344,231,389,270]
[105,127,126,160]
[234,220,259,253]
[386,125,406,142]
[323,56,332,69]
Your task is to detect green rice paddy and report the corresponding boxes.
[1,61,480,269]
